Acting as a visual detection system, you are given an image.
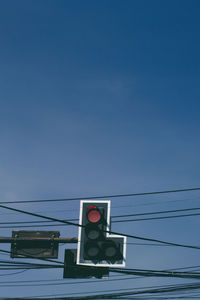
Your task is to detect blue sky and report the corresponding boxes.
[0,0,200,298]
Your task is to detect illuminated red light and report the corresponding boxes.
[86,206,101,223]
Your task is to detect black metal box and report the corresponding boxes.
[11,231,60,258]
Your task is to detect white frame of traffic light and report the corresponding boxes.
[77,200,127,267]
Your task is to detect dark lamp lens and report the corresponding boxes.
[105,246,117,258]
[87,207,101,223]
[86,226,101,240]
[85,242,100,258]
[87,247,99,258]
[103,242,118,259]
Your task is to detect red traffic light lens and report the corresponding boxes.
[87,206,101,223]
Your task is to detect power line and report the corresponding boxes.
[110,267,200,279]
[2,263,200,286]
[0,218,77,226]
[1,211,200,229]
[0,259,62,267]
[20,282,200,299]
[1,203,200,251]
[0,204,80,227]
[2,205,200,227]
[112,206,200,218]
[0,187,200,205]
[0,275,140,288]
[0,265,63,270]
[0,274,125,284]
[3,265,200,285]
[114,212,200,223]
[0,269,29,277]
[3,263,200,288]
[0,249,64,266]
[1,195,200,218]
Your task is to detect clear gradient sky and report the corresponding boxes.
[0,1,200,299]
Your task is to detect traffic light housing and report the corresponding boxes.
[77,200,126,267]
[63,249,109,278]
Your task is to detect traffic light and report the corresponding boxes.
[77,200,126,267]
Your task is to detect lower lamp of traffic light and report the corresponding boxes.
[86,206,102,223]
[85,224,101,240]
[103,241,119,260]
[84,242,101,259]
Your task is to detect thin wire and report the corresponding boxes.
[2,205,200,227]
[1,209,200,229]
[110,268,200,279]
[0,269,29,276]
[27,282,200,299]
[119,296,200,300]
[0,259,63,268]
[0,274,123,284]
[1,195,200,217]
[1,203,200,251]
[0,265,63,270]
[0,249,64,265]
[112,206,200,218]
[0,187,200,205]
[0,275,141,288]
[114,212,200,223]
[0,218,77,225]
[0,204,80,228]
[4,267,200,288]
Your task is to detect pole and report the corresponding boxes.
[0,237,78,243]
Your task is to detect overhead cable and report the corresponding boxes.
[0,187,200,205]
[2,205,200,227]
[18,282,200,299]
[1,203,200,251]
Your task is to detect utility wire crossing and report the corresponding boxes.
[0,186,200,205]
